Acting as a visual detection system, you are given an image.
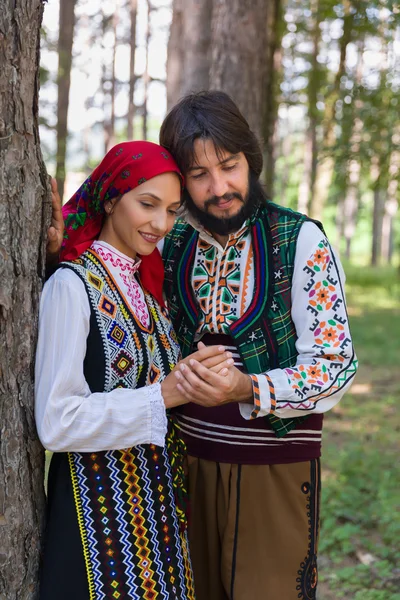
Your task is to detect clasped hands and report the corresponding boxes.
[46,178,254,411]
[161,341,253,409]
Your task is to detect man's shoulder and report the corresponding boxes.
[162,218,197,258]
[166,218,196,241]
[262,201,307,221]
[259,201,324,232]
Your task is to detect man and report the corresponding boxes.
[47,91,357,600]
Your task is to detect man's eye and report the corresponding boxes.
[192,172,205,180]
[223,164,236,171]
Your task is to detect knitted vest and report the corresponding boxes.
[163,202,323,437]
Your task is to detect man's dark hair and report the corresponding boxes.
[159,91,264,178]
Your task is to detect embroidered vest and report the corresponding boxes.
[60,249,195,599]
[162,202,323,438]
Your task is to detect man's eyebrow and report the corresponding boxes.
[188,153,241,172]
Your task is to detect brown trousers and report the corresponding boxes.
[187,457,321,600]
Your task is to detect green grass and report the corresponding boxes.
[318,265,400,599]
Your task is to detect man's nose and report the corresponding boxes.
[209,173,229,198]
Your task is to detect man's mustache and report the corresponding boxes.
[204,192,244,208]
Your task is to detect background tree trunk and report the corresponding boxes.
[127,0,138,140]
[263,0,284,196]
[298,0,321,214]
[0,2,48,598]
[181,0,213,97]
[209,0,273,142]
[55,0,77,203]
[142,0,151,140]
[166,0,184,110]
[371,158,385,266]
[166,0,279,154]
[166,0,212,110]
[311,0,354,220]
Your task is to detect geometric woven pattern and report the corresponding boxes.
[64,249,194,600]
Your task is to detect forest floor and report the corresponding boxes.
[318,265,400,600]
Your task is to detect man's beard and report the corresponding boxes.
[183,173,266,236]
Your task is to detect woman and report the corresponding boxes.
[35,141,232,600]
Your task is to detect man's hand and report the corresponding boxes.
[174,358,254,408]
[46,177,64,266]
[161,345,234,408]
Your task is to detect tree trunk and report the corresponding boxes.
[166,0,184,110]
[343,157,361,260]
[381,145,399,264]
[300,0,321,215]
[108,8,119,150]
[55,0,77,203]
[166,0,279,154]
[181,0,213,97]
[0,2,48,598]
[127,0,138,140]
[311,0,354,221]
[341,39,365,258]
[166,0,212,110]
[371,159,385,267]
[263,0,283,196]
[209,0,273,141]
[142,0,151,140]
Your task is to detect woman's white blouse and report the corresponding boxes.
[34,241,168,453]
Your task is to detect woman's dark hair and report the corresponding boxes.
[159,91,263,178]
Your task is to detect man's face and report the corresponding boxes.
[184,138,251,234]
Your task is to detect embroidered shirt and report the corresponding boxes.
[192,222,253,335]
[92,241,150,328]
[178,218,356,419]
[35,242,168,453]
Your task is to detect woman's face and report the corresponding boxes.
[100,172,181,259]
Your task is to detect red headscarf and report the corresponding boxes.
[60,141,183,306]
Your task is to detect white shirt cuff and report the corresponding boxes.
[148,382,168,446]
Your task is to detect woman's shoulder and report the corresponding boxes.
[44,264,87,295]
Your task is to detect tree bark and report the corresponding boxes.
[381,144,399,264]
[108,8,119,150]
[209,0,272,141]
[342,42,364,259]
[166,0,279,154]
[371,158,385,267]
[55,0,77,203]
[127,0,138,140]
[181,0,213,97]
[142,0,151,140]
[166,0,212,110]
[263,0,283,196]
[166,0,184,110]
[298,0,321,214]
[0,2,48,598]
[311,0,354,220]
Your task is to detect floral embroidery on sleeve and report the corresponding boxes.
[279,238,357,411]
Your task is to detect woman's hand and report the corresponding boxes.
[46,177,64,266]
[161,344,234,408]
